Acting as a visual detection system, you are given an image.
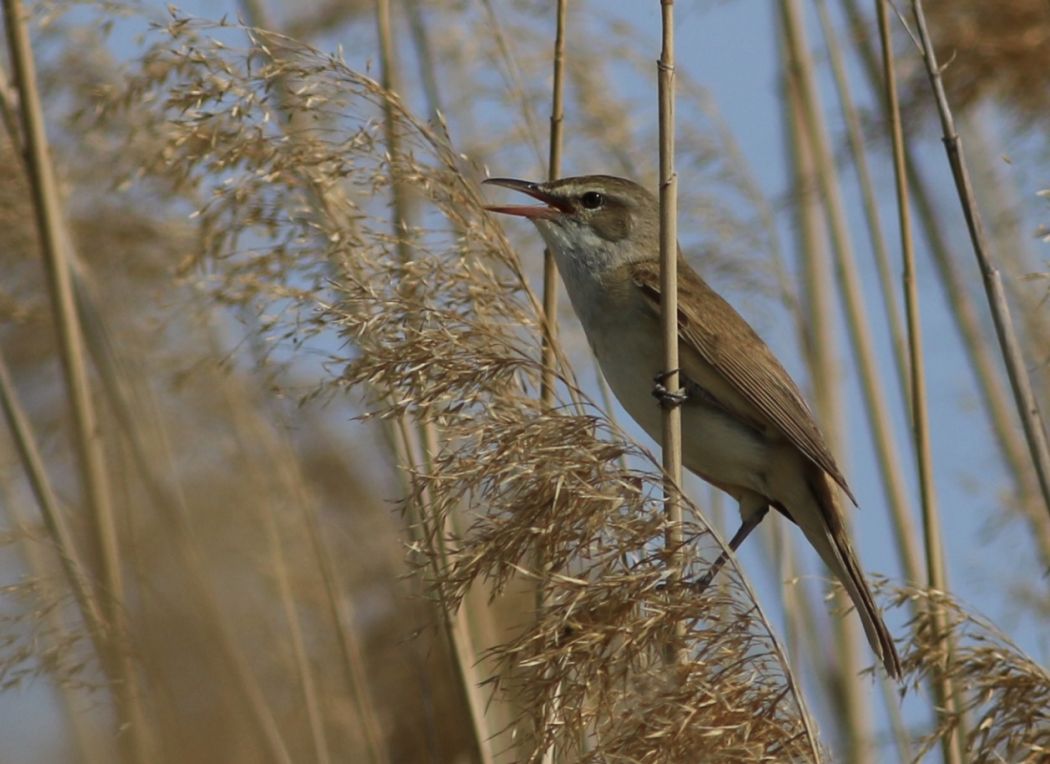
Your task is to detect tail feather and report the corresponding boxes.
[799,473,902,680]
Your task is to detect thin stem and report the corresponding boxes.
[657,0,685,664]
[392,417,494,764]
[375,3,492,759]
[299,477,389,764]
[541,0,567,409]
[2,2,147,758]
[841,0,1050,568]
[376,0,412,270]
[538,4,568,761]
[262,508,332,764]
[3,0,122,636]
[910,0,1050,519]
[781,5,870,759]
[778,0,924,588]
[814,0,911,416]
[0,352,108,654]
[875,4,962,763]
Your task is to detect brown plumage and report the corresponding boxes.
[485,174,902,679]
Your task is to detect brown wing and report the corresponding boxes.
[630,259,857,505]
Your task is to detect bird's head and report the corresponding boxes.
[484,175,658,274]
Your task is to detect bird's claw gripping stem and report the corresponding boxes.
[652,369,687,409]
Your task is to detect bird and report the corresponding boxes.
[484,173,902,679]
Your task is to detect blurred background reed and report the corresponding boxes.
[0,1,1048,762]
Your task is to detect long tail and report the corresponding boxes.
[798,471,902,680]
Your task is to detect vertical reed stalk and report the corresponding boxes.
[298,481,389,763]
[779,0,924,588]
[780,6,870,759]
[778,39,840,708]
[0,351,107,653]
[840,0,1050,570]
[403,0,443,120]
[541,0,567,409]
[657,0,685,664]
[910,0,1050,519]
[874,5,962,763]
[2,0,122,637]
[538,4,567,761]
[2,1,149,758]
[814,0,911,414]
[262,509,332,764]
[376,3,493,760]
[392,416,493,764]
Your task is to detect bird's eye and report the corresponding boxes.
[580,191,605,210]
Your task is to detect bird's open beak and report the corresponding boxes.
[483,177,572,220]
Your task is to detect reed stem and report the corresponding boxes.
[657,0,685,664]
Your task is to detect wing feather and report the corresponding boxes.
[630,259,857,505]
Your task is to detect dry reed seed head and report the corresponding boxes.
[0,578,97,692]
[891,1,1050,128]
[879,584,1050,762]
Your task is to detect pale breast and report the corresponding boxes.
[578,289,772,495]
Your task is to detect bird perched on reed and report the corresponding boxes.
[486,174,901,679]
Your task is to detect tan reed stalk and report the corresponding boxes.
[541,0,568,409]
[263,509,332,764]
[814,0,910,414]
[1,48,299,763]
[0,60,20,144]
[874,5,963,763]
[909,0,1050,519]
[393,416,494,764]
[139,345,296,764]
[67,282,298,763]
[879,10,954,597]
[375,0,412,271]
[780,8,871,759]
[0,350,108,651]
[657,0,686,665]
[778,0,924,588]
[296,462,389,763]
[1,2,151,758]
[3,0,122,629]
[839,0,1050,570]
[538,5,568,761]
[375,3,495,759]
[0,472,105,764]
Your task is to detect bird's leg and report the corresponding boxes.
[652,368,688,409]
[687,504,770,594]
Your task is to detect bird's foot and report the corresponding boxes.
[652,369,687,409]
